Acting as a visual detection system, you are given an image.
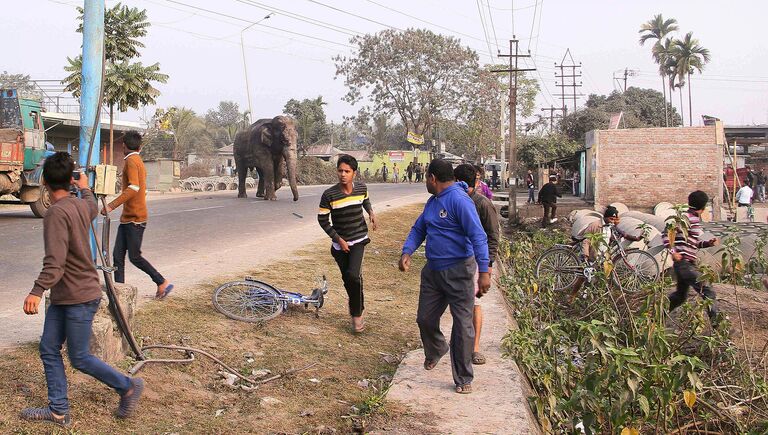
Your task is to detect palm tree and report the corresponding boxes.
[63,58,168,164]
[639,14,678,127]
[667,66,686,127]
[671,32,711,127]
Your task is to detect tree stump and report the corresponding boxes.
[44,283,138,364]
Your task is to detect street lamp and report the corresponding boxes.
[241,13,273,123]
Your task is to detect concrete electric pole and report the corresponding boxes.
[493,37,535,221]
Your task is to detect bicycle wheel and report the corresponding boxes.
[212,280,284,322]
[611,249,659,293]
[535,247,581,292]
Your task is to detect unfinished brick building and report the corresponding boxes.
[584,123,724,218]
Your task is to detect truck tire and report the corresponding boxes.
[29,185,51,218]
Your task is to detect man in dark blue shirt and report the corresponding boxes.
[399,159,490,394]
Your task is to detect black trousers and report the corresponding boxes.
[331,241,367,317]
[114,223,165,285]
[668,260,718,320]
[542,202,557,227]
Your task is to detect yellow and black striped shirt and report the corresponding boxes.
[318,183,373,243]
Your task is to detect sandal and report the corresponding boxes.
[472,352,486,365]
[455,384,473,394]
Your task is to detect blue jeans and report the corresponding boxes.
[40,298,131,415]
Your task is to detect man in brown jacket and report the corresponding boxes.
[103,131,173,299]
[454,164,499,366]
[21,152,143,427]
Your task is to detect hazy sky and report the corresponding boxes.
[8,0,768,128]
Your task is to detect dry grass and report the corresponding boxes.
[0,204,430,434]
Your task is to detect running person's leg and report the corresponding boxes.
[668,261,693,312]
[471,264,485,364]
[124,223,170,296]
[113,223,129,283]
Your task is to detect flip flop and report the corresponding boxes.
[455,384,472,394]
[156,283,174,300]
[472,352,486,365]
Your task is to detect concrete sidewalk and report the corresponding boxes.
[382,279,536,434]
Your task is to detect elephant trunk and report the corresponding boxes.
[286,152,299,201]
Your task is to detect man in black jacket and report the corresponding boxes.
[538,175,561,227]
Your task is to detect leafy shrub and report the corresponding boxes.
[500,230,768,434]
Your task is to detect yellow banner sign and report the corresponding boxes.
[407,131,424,145]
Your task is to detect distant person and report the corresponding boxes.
[392,163,399,184]
[318,155,377,333]
[664,191,720,324]
[474,164,493,200]
[526,169,536,204]
[573,171,580,196]
[757,169,766,202]
[491,165,499,189]
[538,175,561,227]
[381,163,389,183]
[415,163,423,182]
[363,167,370,180]
[736,181,753,207]
[22,152,144,427]
[454,164,498,367]
[406,162,414,183]
[103,131,173,299]
[746,166,756,189]
[399,159,490,395]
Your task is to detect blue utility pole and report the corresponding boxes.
[79,0,104,258]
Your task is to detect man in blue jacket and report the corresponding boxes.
[399,159,490,394]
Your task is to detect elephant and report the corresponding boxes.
[234,116,299,201]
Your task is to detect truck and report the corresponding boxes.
[0,89,51,217]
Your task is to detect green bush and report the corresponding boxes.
[500,230,768,434]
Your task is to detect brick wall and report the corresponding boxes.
[593,126,723,215]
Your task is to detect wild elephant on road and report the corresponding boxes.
[233,116,299,201]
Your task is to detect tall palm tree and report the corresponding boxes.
[671,32,711,127]
[639,14,678,127]
[667,68,685,127]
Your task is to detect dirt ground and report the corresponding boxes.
[0,205,431,434]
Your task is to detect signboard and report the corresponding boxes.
[388,151,405,161]
[407,131,424,145]
[608,112,623,129]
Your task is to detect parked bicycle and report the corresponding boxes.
[213,276,328,323]
[535,227,660,293]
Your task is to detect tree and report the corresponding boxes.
[283,96,328,153]
[205,101,249,148]
[335,28,479,142]
[76,2,148,63]
[0,71,40,99]
[639,14,678,127]
[63,2,166,163]
[517,133,580,170]
[154,107,212,159]
[560,88,681,142]
[670,32,710,126]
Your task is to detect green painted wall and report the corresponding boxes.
[357,150,432,176]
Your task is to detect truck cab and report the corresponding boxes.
[0,89,51,217]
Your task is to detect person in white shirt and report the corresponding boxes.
[736,182,753,207]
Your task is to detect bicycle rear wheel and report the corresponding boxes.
[611,249,659,293]
[535,247,581,292]
[212,280,283,322]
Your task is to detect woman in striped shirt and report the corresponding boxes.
[318,155,377,333]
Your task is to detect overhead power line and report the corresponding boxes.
[476,0,495,59]
[233,0,362,36]
[162,0,352,48]
[485,0,500,52]
[305,0,402,31]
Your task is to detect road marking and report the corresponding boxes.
[153,205,228,217]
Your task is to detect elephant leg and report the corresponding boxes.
[255,167,265,198]
[236,159,247,198]
[261,160,276,200]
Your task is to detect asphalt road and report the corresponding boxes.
[0,182,427,348]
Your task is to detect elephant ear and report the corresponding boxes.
[259,124,273,146]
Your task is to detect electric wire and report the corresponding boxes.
[485,0,500,52]
[304,0,402,31]
[476,0,495,61]
[233,0,362,37]
[527,0,538,51]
